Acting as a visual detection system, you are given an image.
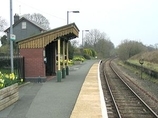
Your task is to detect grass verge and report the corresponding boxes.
[118,60,158,84]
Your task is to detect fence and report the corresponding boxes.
[0,56,25,81]
[124,61,158,79]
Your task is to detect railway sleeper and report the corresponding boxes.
[117,103,144,106]
[122,113,154,118]
[120,108,152,114]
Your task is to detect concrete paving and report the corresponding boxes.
[0,60,98,118]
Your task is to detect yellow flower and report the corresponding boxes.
[0,83,4,87]
[0,79,4,83]
[5,74,9,78]
[21,79,23,82]
[10,73,15,80]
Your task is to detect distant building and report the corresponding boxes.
[4,14,47,41]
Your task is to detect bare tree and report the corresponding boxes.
[84,29,114,58]
[155,43,158,49]
[84,29,105,49]
[71,40,79,47]
[22,13,50,30]
[96,39,114,58]
[0,17,7,32]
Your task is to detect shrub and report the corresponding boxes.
[73,56,85,62]
[56,60,74,65]
[68,60,74,65]
[83,54,91,60]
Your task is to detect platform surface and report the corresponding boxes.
[70,63,103,118]
[0,60,107,118]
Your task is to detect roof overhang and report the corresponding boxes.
[17,23,79,49]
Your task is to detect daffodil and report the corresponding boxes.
[21,79,23,82]
[0,72,19,90]
[5,74,9,78]
[0,83,4,87]
[0,79,4,83]
[10,73,15,80]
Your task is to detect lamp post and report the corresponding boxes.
[67,11,80,24]
[65,10,79,76]
[82,30,89,47]
[10,0,14,73]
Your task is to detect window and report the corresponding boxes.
[22,22,26,29]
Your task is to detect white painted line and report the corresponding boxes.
[98,60,108,118]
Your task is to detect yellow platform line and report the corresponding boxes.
[70,62,107,118]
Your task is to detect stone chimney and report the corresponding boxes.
[14,14,20,23]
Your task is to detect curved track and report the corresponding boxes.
[100,59,158,118]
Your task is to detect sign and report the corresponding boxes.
[10,34,16,41]
[139,59,144,65]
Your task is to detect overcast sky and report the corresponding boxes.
[0,0,158,47]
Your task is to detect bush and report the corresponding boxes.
[0,57,10,68]
[68,60,74,65]
[56,60,74,65]
[73,56,85,62]
[56,56,85,66]
[0,56,24,69]
[83,54,91,60]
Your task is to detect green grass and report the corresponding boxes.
[118,60,158,84]
[127,59,158,71]
[130,50,158,63]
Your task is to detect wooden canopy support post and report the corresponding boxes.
[66,41,69,75]
[62,40,66,78]
[57,38,62,82]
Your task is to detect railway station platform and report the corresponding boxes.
[0,60,108,118]
[70,62,108,118]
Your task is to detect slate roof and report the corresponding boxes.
[4,17,47,32]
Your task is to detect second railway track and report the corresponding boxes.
[100,59,158,118]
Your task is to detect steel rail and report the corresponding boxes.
[102,60,122,118]
[109,60,158,118]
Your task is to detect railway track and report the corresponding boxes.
[100,59,158,118]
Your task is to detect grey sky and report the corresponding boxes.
[0,0,158,47]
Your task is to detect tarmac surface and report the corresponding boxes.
[0,60,99,118]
